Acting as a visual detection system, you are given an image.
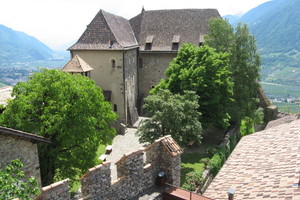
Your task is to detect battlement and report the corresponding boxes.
[38,135,182,200]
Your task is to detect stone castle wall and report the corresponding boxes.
[38,137,181,200]
[0,134,42,186]
[36,179,70,200]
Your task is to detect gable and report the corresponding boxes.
[69,10,138,50]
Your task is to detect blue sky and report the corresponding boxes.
[0,0,270,50]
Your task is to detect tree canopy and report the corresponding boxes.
[0,159,40,200]
[0,69,117,185]
[137,89,202,145]
[152,44,233,129]
[205,18,261,122]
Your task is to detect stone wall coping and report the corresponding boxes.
[111,175,125,185]
[115,149,144,165]
[81,161,111,180]
[42,179,69,192]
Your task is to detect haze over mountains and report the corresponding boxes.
[0,24,57,64]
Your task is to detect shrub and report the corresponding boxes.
[207,146,230,176]
[182,171,204,191]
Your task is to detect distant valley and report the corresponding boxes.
[224,0,300,113]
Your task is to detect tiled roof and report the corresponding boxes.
[61,55,93,73]
[145,135,183,157]
[0,126,51,144]
[129,9,220,51]
[204,119,300,200]
[69,10,138,50]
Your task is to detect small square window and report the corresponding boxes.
[172,43,179,50]
[145,43,152,50]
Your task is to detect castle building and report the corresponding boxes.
[62,8,220,125]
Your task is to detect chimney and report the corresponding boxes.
[227,188,236,200]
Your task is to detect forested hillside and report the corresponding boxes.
[223,0,300,113]
[225,0,300,87]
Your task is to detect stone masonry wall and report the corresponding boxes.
[0,134,42,186]
[80,140,181,199]
[36,179,70,200]
[38,137,182,200]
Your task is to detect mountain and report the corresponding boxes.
[228,0,300,88]
[0,24,55,65]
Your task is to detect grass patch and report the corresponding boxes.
[180,152,206,187]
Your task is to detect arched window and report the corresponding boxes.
[139,58,143,68]
[111,59,116,68]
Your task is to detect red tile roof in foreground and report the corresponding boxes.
[204,119,300,200]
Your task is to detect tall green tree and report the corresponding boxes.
[0,159,40,200]
[137,89,202,145]
[205,19,261,122]
[153,44,233,129]
[0,69,117,185]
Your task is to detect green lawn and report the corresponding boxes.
[180,152,207,187]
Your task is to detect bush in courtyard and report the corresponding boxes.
[182,171,204,192]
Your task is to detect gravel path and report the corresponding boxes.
[106,117,148,181]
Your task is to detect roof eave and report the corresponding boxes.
[0,126,51,144]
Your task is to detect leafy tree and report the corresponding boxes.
[205,18,261,122]
[0,159,40,200]
[0,69,117,186]
[137,89,202,145]
[153,44,233,129]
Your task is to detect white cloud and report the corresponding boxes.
[0,0,270,50]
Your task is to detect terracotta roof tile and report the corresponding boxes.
[145,135,183,157]
[204,119,300,200]
[61,55,93,73]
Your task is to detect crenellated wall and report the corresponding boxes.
[37,136,182,200]
[36,179,70,200]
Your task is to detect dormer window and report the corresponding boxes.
[172,35,180,51]
[172,43,179,50]
[145,43,152,50]
[145,35,154,50]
